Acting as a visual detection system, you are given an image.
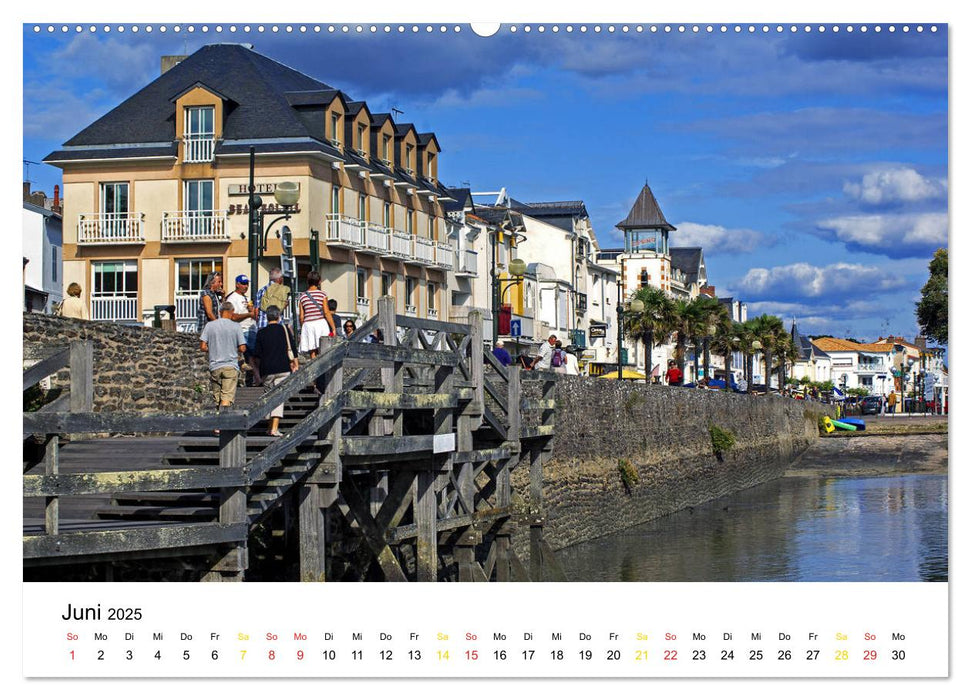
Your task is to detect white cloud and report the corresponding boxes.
[734,262,906,302]
[816,212,948,253]
[843,167,947,205]
[673,221,771,255]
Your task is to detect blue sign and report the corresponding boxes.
[510,319,522,337]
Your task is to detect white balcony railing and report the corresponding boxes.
[183,135,215,163]
[325,213,364,248]
[78,213,145,245]
[388,230,414,260]
[364,223,391,253]
[456,249,478,277]
[413,236,436,266]
[405,304,418,317]
[427,308,439,319]
[433,242,454,270]
[162,210,231,243]
[356,297,370,317]
[91,296,138,323]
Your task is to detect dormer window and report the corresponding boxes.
[356,124,367,155]
[184,106,214,162]
[405,144,414,174]
[330,113,342,147]
[427,152,437,182]
[382,135,392,164]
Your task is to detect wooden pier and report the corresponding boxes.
[23,298,562,582]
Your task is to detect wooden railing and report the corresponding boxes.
[23,299,561,582]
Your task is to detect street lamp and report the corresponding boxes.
[702,323,716,383]
[492,256,528,344]
[750,339,762,393]
[247,147,300,311]
[616,280,644,380]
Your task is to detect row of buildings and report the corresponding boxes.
[32,42,736,377]
[792,329,948,407]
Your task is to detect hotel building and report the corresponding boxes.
[45,43,457,330]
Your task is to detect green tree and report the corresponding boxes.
[623,286,676,377]
[711,319,743,390]
[916,248,947,345]
[749,314,785,390]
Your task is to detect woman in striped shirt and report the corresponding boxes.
[297,269,336,358]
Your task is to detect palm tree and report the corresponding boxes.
[775,327,797,390]
[671,298,704,378]
[711,318,742,390]
[736,319,761,392]
[623,286,676,380]
[750,314,785,390]
[691,296,728,382]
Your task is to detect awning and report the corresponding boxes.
[599,369,646,380]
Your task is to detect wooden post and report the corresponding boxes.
[204,428,247,581]
[377,296,402,436]
[69,340,94,413]
[507,365,521,442]
[468,310,484,427]
[42,434,58,536]
[414,470,438,581]
[528,444,544,582]
[301,360,343,581]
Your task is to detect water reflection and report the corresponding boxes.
[558,475,948,582]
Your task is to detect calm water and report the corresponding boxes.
[558,474,948,582]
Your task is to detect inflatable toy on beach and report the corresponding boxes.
[831,419,858,431]
[821,416,835,434]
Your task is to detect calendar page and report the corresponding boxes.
[16,0,960,694]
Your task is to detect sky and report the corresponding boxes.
[22,23,948,343]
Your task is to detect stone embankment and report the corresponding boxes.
[23,314,209,414]
[512,376,830,553]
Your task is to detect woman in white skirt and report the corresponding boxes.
[297,269,336,359]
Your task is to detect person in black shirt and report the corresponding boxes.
[328,299,345,337]
[251,305,298,437]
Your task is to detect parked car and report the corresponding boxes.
[861,395,884,415]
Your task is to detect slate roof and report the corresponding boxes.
[669,247,703,284]
[45,43,455,200]
[59,44,336,148]
[509,200,589,233]
[616,183,675,231]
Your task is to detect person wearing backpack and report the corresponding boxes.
[530,335,558,370]
[552,340,567,374]
[297,269,336,359]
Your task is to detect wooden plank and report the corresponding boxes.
[69,341,94,413]
[341,435,440,457]
[213,429,247,580]
[43,434,58,536]
[387,506,516,543]
[452,446,515,463]
[23,523,248,559]
[23,466,245,496]
[395,315,471,335]
[346,342,459,367]
[481,405,508,440]
[528,445,544,582]
[520,425,555,439]
[345,391,456,410]
[347,313,379,341]
[469,311,484,420]
[483,377,509,412]
[339,477,408,582]
[23,409,250,435]
[23,347,70,390]
[521,399,556,411]
[379,297,403,437]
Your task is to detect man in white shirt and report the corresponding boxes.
[225,274,259,384]
[531,335,557,370]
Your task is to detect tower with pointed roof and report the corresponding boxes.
[606,181,678,297]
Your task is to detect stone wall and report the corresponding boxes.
[511,376,828,554]
[23,314,209,414]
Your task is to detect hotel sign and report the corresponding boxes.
[226,183,302,216]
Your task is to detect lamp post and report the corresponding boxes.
[492,255,528,345]
[616,279,644,380]
[703,323,716,383]
[750,339,762,393]
[247,146,300,312]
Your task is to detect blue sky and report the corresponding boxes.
[23,24,948,342]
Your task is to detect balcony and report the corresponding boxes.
[78,213,145,245]
[356,296,370,317]
[325,213,364,249]
[162,210,231,243]
[363,223,391,254]
[455,249,478,277]
[428,308,439,319]
[183,135,215,163]
[405,304,418,317]
[91,296,138,323]
[413,236,436,266]
[387,229,414,261]
[432,242,454,271]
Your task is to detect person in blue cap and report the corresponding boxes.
[225,273,260,384]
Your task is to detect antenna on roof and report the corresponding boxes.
[23,159,40,183]
[391,107,403,120]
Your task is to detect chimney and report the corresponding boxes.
[700,284,716,297]
[23,181,30,201]
[161,55,188,75]
[53,185,60,212]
